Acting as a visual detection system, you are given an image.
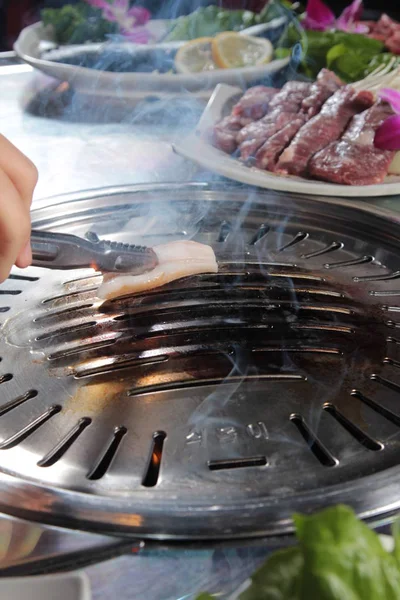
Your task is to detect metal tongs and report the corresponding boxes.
[30,230,159,274]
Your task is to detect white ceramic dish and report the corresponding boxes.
[14,20,289,98]
[173,83,400,198]
[0,572,90,600]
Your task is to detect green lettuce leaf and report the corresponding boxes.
[278,24,386,81]
[294,505,400,600]
[41,3,117,45]
[240,546,303,600]
[166,1,292,42]
[198,506,400,600]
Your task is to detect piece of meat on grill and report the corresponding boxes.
[276,87,375,177]
[308,101,395,186]
[98,241,218,301]
[232,85,278,120]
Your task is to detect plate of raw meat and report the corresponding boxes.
[174,68,400,197]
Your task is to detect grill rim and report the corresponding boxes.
[1,464,400,540]
[3,181,400,540]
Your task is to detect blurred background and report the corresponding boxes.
[1,0,400,51]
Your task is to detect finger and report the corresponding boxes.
[0,135,38,209]
[15,241,32,269]
[0,170,31,282]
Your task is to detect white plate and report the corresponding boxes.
[173,83,400,198]
[14,21,289,99]
[0,572,90,600]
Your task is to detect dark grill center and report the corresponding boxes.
[0,184,400,540]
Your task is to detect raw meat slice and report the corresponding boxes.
[386,31,400,55]
[308,141,394,185]
[238,111,296,161]
[98,241,218,301]
[255,116,308,171]
[236,117,280,145]
[232,86,278,120]
[301,68,343,118]
[268,81,312,113]
[213,114,251,154]
[343,100,393,144]
[277,87,374,177]
[309,101,395,185]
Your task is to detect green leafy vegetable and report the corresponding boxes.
[41,3,117,45]
[241,546,303,600]
[166,1,292,42]
[197,505,400,600]
[278,23,392,82]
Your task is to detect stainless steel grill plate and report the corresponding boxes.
[1,183,400,540]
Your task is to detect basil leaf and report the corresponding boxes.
[240,546,302,600]
[294,505,400,600]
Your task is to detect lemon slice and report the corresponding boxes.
[212,32,273,69]
[174,37,217,74]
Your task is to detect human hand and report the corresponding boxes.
[0,135,38,282]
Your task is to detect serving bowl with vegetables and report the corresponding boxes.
[14,1,291,98]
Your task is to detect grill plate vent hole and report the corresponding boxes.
[351,390,400,427]
[208,456,267,471]
[8,274,39,282]
[0,405,61,450]
[142,431,166,488]
[217,221,231,243]
[38,417,92,467]
[279,232,309,252]
[250,224,269,245]
[0,390,38,417]
[323,404,383,451]
[87,426,127,480]
[290,414,337,467]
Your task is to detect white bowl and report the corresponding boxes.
[14,21,289,99]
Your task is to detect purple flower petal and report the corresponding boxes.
[351,22,369,33]
[337,0,363,30]
[102,5,118,22]
[127,6,151,25]
[85,0,109,8]
[122,26,151,44]
[379,88,400,114]
[374,115,400,150]
[303,0,335,31]
[113,0,129,10]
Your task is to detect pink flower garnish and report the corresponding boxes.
[121,26,152,44]
[379,88,400,114]
[85,0,152,43]
[374,89,400,150]
[303,0,335,31]
[303,0,367,33]
[374,115,400,150]
[85,0,108,8]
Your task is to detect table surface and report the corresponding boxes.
[0,56,398,600]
